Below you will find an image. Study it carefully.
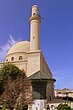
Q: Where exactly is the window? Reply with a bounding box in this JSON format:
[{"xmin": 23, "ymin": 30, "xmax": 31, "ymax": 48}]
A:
[
  {"xmin": 33, "ymin": 36, "xmax": 35, "ymax": 39},
  {"xmin": 6, "ymin": 59, "xmax": 8, "ymax": 62},
  {"xmin": 33, "ymin": 13, "xmax": 35, "ymax": 15},
  {"xmin": 11, "ymin": 57, "xmax": 14, "ymax": 61},
  {"xmin": 19, "ymin": 56, "xmax": 23, "ymax": 60}
]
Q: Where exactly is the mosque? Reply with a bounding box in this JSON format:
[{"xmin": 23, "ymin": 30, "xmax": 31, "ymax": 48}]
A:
[{"xmin": 0, "ymin": 5, "xmax": 56, "ymax": 110}]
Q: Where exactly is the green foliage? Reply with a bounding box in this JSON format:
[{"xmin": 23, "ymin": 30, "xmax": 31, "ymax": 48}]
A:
[
  {"xmin": 0, "ymin": 101, "xmax": 10, "ymax": 110},
  {"xmin": 0, "ymin": 63, "xmax": 32, "ymax": 109},
  {"xmin": 15, "ymin": 106, "xmax": 23, "ymax": 110},
  {"xmin": 57, "ymin": 103, "xmax": 71, "ymax": 110},
  {"xmin": 2, "ymin": 101, "xmax": 10, "ymax": 108},
  {"xmin": 0, "ymin": 81, "xmax": 4, "ymax": 94},
  {"xmin": 15, "ymin": 105, "xmax": 28, "ymax": 110},
  {"xmin": 0, "ymin": 63, "xmax": 22, "ymax": 94},
  {"xmin": 0, "ymin": 63, "xmax": 21, "ymax": 80},
  {"xmin": 57, "ymin": 104, "xmax": 62, "ymax": 110}
]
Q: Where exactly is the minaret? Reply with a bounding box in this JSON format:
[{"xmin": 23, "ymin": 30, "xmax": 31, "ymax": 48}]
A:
[
  {"xmin": 27, "ymin": 6, "xmax": 56, "ymax": 110},
  {"xmin": 30, "ymin": 5, "xmax": 41, "ymax": 51}
]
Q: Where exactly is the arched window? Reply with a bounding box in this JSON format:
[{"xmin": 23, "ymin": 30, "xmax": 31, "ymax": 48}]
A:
[
  {"xmin": 33, "ymin": 13, "xmax": 35, "ymax": 15},
  {"xmin": 6, "ymin": 59, "xmax": 8, "ymax": 62},
  {"xmin": 11, "ymin": 57, "xmax": 14, "ymax": 61},
  {"xmin": 19, "ymin": 56, "xmax": 23, "ymax": 60}
]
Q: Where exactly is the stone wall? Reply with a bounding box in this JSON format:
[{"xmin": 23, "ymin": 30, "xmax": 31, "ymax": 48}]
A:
[
  {"xmin": 27, "ymin": 50, "xmax": 40, "ymax": 77},
  {"xmin": 40, "ymin": 52, "xmax": 52, "ymax": 77}
]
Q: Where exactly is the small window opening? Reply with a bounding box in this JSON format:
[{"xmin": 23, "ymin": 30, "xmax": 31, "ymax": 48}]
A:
[
  {"xmin": 11, "ymin": 57, "xmax": 14, "ymax": 61},
  {"xmin": 33, "ymin": 36, "xmax": 35, "ymax": 39},
  {"xmin": 6, "ymin": 59, "xmax": 8, "ymax": 62},
  {"xmin": 19, "ymin": 56, "xmax": 23, "ymax": 60},
  {"xmin": 33, "ymin": 13, "xmax": 35, "ymax": 15}
]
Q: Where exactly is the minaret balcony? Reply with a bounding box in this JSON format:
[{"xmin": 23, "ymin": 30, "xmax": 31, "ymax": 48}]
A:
[{"xmin": 30, "ymin": 14, "xmax": 41, "ymax": 22}]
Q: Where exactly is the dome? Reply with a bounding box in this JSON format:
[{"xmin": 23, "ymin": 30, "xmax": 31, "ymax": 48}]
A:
[{"xmin": 7, "ymin": 41, "xmax": 30, "ymax": 55}]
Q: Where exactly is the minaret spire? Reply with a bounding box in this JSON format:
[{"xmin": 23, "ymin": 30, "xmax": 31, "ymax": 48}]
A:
[{"xmin": 30, "ymin": 5, "xmax": 41, "ymax": 51}]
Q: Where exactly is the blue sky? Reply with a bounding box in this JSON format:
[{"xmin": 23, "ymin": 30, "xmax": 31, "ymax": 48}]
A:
[{"xmin": 0, "ymin": 0, "xmax": 73, "ymax": 89}]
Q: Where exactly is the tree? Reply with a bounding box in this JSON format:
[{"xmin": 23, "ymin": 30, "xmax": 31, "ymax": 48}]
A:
[
  {"xmin": 0, "ymin": 81, "xmax": 4, "ymax": 95},
  {"xmin": 57, "ymin": 103, "xmax": 71, "ymax": 110},
  {"xmin": 0, "ymin": 63, "xmax": 33, "ymax": 110}
]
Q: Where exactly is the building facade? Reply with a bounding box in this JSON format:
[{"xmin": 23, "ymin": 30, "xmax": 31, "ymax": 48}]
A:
[{"xmin": 55, "ymin": 88, "xmax": 73, "ymax": 98}]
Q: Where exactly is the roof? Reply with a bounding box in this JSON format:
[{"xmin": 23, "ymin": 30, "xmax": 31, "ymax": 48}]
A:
[
  {"xmin": 55, "ymin": 88, "xmax": 73, "ymax": 93},
  {"xmin": 7, "ymin": 41, "xmax": 30, "ymax": 55},
  {"xmin": 29, "ymin": 71, "xmax": 56, "ymax": 82}
]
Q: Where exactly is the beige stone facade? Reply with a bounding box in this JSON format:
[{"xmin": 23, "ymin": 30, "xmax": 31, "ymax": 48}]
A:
[{"xmin": 54, "ymin": 88, "xmax": 73, "ymax": 98}]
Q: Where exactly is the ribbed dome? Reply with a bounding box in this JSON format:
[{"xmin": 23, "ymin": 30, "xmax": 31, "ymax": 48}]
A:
[{"xmin": 7, "ymin": 41, "xmax": 30, "ymax": 55}]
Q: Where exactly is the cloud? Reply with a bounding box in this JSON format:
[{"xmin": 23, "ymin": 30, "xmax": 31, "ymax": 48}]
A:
[{"xmin": 0, "ymin": 35, "xmax": 18, "ymax": 62}]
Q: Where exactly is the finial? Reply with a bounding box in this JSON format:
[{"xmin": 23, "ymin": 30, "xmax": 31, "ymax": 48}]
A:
[{"xmin": 32, "ymin": 5, "xmax": 38, "ymax": 8}]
